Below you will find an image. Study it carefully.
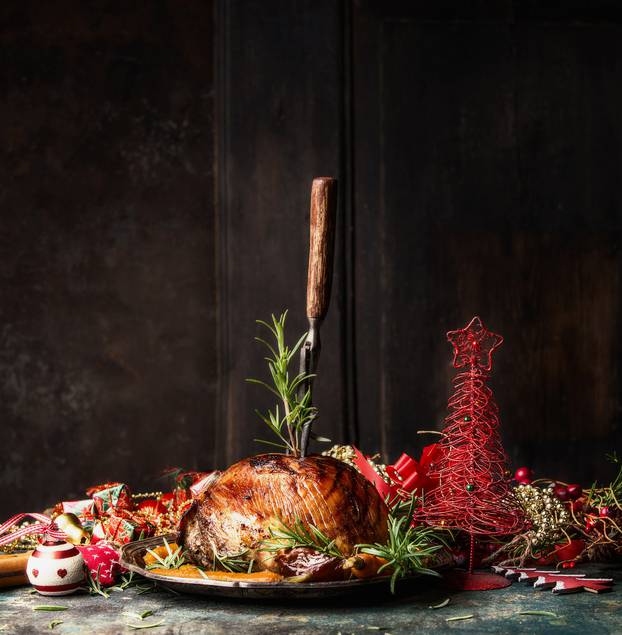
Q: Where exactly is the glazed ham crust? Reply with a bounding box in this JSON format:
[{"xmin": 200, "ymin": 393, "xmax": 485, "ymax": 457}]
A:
[{"xmin": 179, "ymin": 454, "xmax": 389, "ymax": 570}]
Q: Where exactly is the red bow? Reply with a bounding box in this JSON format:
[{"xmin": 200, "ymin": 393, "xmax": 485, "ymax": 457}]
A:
[{"xmin": 353, "ymin": 443, "xmax": 442, "ymax": 502}]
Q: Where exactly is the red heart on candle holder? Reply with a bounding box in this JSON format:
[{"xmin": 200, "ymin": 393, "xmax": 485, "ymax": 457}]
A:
[
  {"xmin": 32, "ymin": 569, "xmax": 39, "ymax": 578},
  {"xmin": 57, "ymin": 568, "xmax": 67, "ymax": 578}
]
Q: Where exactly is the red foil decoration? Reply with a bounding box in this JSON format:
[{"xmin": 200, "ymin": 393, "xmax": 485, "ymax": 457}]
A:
[{"xmin": 420, "ymin": 316, "xmax": 524, "ymax": 573}]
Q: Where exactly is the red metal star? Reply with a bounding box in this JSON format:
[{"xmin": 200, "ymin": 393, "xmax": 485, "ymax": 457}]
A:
[{"xmin": 447, "ymin": 316, "xmax": 503, "ymax": 371}]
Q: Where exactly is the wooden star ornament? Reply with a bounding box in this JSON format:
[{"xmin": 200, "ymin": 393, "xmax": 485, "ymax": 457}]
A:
[{"xmin": 491, "ymin": 566, "xmax": 614, "ymax": 595}]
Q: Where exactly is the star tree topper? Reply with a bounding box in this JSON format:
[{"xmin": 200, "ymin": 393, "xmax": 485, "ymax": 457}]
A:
[{"xmin": 447, "ymin": 316, "xmax": 503, "ymax": 371}]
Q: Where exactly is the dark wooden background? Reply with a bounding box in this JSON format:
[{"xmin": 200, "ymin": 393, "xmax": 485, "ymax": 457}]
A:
[{"xmin": 2, "ymin": 0, "xmax": 621, "ymax": 516}]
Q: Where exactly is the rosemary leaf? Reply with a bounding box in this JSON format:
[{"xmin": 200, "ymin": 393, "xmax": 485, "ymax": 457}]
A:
[
  {"xmin": 247, "ymin": 312, "xmax": 319, "ymax": 456},
  {"xmin": 446, "ymin": 615, "xmax": 474, "ymax": 622},
  {"xmin": 429, "ymin": 598, "xmax": 450, "ymax": 609},
  {"xmin": 261, "ymin": 517, "xmax": 343, "ymax": 558},
  {"xmin": 518, "ymin": 611, "xmax": 558, "ymax": 618},
  {"xmin": 357, "ymin": 507, "xmax": 448, "ymax": 594},
  {"xmin": 145, "ymin": 539, "xmax": 185, "ymax": 570},
  {"xmin": 48, "ymin": 620, "xmax": 63, "ymax": 629},
  {"xmin": 140, "ymin": 610, "xmax": 154, "ymax": 619},
  {"xmin": 126, "ymin": 620, "xmax": 165, "ymax": 630},
  {"xmin": 33, "ymin": 606, "xmax": 68, "ymax": 612}
]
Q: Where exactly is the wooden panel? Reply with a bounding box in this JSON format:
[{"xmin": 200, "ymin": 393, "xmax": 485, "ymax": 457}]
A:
[
  {"xmin": 353, "ymin": 5, "xmax": 622, "ymax": 483},
  {"xmin": 0, "ymin": 0, "xmax": 216, "ymax": 516},
  {"xmin": 216, "ymin": 0, "xmax": 347, "ymax": 464}
]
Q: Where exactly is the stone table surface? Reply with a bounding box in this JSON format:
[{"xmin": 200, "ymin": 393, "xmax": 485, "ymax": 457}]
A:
[{"xmin": 0, "ymin": 564, "xmax": 620, "ymax": 634}]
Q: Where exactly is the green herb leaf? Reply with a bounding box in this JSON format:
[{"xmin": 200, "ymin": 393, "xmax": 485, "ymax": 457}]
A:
[
  {"xmin": 140, "ymin": 610, "xmax": 154, "ymax": 620},
  {"xmin": 446, "ymin": 615, "xmax": 474, "ymax": 622},
  {"xmin": 518, "ymin": 611, "xmax": 558, "ymax": 618},
  {"xmin": 429, "ymin": 598, "xmax": 450, "ymax": 609},
  {"xmin": 357, "ymin": 496, "xmax": 449, "ymax": 594},
  {"xmin": 207, "ymin": 538, "xmax": 251, "ymax": 573},
  {"xmin": 247, "ymin": 312, "xmax": 320, "ymax": 456},
  {"xmin": 145, "ymin": 538, "xmax": 185, "ymax": 570},
  {"xmin": 48, "ymin": 620, "xmax": 63, "ymax": 630},
  {"xmin": 33, "ymin": 606, "xmax": 68, "ymax": 612},
  {"xmin": 261, "ymin": 517, "xmax": 343, "ymax": 559},
  {"xmin": 126, "ymin": 619, "xmax": 165, "ymax": 630}
]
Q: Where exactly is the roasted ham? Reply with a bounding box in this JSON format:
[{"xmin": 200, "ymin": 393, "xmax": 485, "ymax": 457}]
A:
[{"xmin": 179, "ymin": 453, "xmax": 388, "ymax": 575}]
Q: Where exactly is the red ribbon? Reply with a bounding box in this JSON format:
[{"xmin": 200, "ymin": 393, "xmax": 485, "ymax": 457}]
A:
[
  {"xmin": 353, "ymin": 443, "xmax": 442, "ymax": 502},
  {"xmin": 0, "ymin": 513, "xmax": 66, "ymax": 547}
]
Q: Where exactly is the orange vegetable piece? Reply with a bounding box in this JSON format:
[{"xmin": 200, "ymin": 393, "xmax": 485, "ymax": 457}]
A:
[{"xmin": 344, "ymin": 553, "xmax": 391, "ymax": 579}]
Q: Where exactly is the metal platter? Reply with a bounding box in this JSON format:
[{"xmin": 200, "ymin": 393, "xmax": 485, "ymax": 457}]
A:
[{"xmin": 119, "ymin": 534, "xmax": 416, "ymax": 599}]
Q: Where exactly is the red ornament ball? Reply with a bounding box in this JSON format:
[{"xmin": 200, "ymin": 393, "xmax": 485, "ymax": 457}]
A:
[
  {"xmin": 566, "ymin": 484, "xmax": 583, "ymax": 500},
  {"xmin": 552, "ymin": 483, "xmax": 569, "ymax": 502},
  {"xmin": 514, "ymin": 467, "xmax": 533, "ymax": 484}
]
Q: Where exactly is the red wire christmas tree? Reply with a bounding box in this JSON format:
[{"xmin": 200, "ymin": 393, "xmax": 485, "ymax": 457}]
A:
[{"xmin": 422, "ymin": 316, "xmax": 523, "ymax": 574}]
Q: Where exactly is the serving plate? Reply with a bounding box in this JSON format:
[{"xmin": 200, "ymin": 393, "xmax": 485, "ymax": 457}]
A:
[{"xmin": 119, "ymin": 534, "xmax": 423, "ymax": 599}]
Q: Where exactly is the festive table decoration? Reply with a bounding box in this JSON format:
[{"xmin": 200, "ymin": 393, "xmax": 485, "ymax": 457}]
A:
[
  {"xmin": 419, "ymin": 317, "xmax": 523, "ymax": 587},
  {"xmin": 1, "ymin": 309, "xmax": 620, "ymax": 602},
  {"xmin": 346, "ymin": 444, "xmax": 442, "ymax": 502},
  {"xmin": 53, "ymin": 513, "xmax": 91, "ymax": 545},
  {"xmin": 491, "ymin": 566, "xmax": 614, "ymax": 594},
  {"xmin": 482, "ymin": 454, "xmax": 622, "ymax": 569},
  {"xmin": 89, "ymin": 483, "xmax": 133, "ymax": 516},
  {"xmin": 78, "ymin": 542, "xmax": 125, "ymax": 585},
  {"xmin": 0, "ymin": 513, "xmax": 67, "ymax": 548},
  {"xmin": 26, "ymin": 539, "xmax": 85, "ymax": 596}
]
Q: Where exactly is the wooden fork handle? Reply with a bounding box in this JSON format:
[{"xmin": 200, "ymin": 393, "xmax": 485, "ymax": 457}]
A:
[{"xmin": 306, "ymin": 177, "xmax": 338, "ymax": 321}]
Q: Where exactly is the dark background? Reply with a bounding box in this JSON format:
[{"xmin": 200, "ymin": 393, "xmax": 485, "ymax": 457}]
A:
[{"xmin": 2, "ymin": 0, "xmax": 621, "ymax": 517}]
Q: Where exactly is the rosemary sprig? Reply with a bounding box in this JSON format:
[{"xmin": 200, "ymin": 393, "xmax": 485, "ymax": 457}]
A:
[
  {"xmin": 585, "ymin": 452, "xmax": 622, "ymax": 510},
  {"xmin": 208, "ymin": 539, "xmax": 250, "ymax": 573},
  {"xmin": 145, "ymin": 538, "xmax": 185, "ymax": 570},
  {"xmin": 357, "ymin": 518, "xmax": 444, "ymax": 593},
  {"xmin": 518, "ymin": 611, "xmax": 558, "ymax": 617},
  {"xmin": 246, "ymin": 311, "xmax": 318, "ymax": 456},
  {"xmin": 357, "ymin": 494, "xmax": 448, "ymax": 593},
  {"xmin": 126, "ymin": 620, "xmax": 165, "ymax": 630},
  {"xmin": 261, "ymin": 517, "xmax": 343, "ymax": 559},
  {"xmin": 446, "ymin": 615, "xmax": 474, "ymax": 622},
  {"xmin": 84, "ymin": 565, "xmax": 110, "ymax": 598}
]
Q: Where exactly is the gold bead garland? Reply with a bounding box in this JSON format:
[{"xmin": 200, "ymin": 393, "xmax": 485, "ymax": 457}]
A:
[
  {"xmin": 0, "ymin": 522, "xmax": 38, "ymax": 553},
  {"xmin": 514, "ymin": 484, "xmax": 571, "ymax": 548},
  {"xmin": 322, "ymin": 444, "xmax": 391, "ymax": 484},
  {"xmin": 131, "ymin": 491, "xmax": 163, "ymax": 500}
]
